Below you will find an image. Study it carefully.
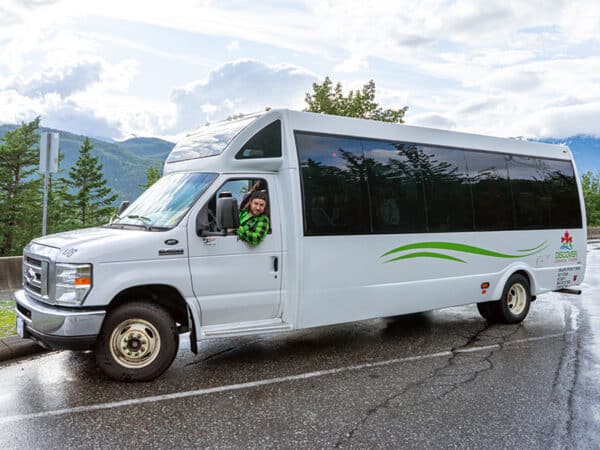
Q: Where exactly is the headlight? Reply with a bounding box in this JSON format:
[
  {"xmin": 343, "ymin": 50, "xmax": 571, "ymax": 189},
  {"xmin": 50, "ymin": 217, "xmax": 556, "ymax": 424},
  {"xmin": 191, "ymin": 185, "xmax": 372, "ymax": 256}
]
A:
[{"xmin": 55, "ymin": 263, "xmax": 92, "ymax": 306}]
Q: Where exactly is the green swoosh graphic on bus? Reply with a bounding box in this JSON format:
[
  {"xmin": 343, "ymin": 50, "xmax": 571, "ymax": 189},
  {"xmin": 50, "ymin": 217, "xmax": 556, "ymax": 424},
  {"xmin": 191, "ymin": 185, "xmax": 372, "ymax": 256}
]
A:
[
  {"xmin": 381, "ymin": 241, "xmax": 549, "ymax": 263},
  {"xmin": 516, "ymin": 241, "xmax": 548, "ymax": 253},
  {"xmin": 383, "ymin": 252, "xmax": 467, "ymax": 264}
]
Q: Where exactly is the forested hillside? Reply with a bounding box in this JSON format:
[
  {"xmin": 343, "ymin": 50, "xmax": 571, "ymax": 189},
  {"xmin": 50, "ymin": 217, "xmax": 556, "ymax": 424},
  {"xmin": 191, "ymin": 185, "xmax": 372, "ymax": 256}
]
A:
[{"xmin": 0, "ymin": 125, "xmax": 174, "ymax": 203}]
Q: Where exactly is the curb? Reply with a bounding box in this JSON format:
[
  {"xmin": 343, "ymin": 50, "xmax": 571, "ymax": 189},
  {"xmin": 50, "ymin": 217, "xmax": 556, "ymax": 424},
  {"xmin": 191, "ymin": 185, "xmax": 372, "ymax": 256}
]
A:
[{"xmin": 0, "ymin": 335, "xmax": 46, "ymax": 363}]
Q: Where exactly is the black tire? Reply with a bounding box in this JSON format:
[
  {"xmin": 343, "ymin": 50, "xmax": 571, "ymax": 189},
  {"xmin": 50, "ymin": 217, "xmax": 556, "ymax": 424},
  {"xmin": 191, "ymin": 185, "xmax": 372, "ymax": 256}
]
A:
[
  {"xmin": 95, "ymin": 302, "xmax": 179, "ymax": 382},
  {"xmin": 476, "ymin": 301, "xmax": 499, "ymax": 322},
  {"xmin": 477, "ymin": 274, "xmax": 531, "ymax": 324}
]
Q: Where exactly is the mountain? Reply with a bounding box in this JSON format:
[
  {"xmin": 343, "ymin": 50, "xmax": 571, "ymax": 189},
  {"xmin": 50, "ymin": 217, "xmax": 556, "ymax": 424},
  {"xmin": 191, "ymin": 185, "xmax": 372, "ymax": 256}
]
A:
[
  {"xmin": 0, "ymin": 125, "xmax": 174, "ymax": 203},
  {"xmin": 119, "ymin": 137, "xmax": 175, "ymax": 159},
  {"xmin": 536, "ymin": 135, "xmax": 600, "ymax": 175}
]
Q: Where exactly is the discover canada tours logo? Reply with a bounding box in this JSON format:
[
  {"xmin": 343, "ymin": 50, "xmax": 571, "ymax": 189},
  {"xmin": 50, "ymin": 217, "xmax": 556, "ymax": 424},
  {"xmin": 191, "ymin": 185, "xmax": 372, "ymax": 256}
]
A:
[{"xmin": 555, "ymin": 231, "xmax": 578, "ymax": 262}]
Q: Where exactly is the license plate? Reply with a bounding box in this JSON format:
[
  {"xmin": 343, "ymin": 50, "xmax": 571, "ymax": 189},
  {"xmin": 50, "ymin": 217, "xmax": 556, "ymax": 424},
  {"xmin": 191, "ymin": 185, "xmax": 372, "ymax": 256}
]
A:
[{"xmin": 16, "ymin": 316, "xmax": 25, "ymax": 338}]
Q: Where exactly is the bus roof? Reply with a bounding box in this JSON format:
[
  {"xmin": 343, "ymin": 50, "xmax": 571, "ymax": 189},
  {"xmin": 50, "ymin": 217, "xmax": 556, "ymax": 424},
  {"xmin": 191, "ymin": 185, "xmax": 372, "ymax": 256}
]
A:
[{"xmin": 165, "ymin": 109, "xmax": 572, "ymax": 174}]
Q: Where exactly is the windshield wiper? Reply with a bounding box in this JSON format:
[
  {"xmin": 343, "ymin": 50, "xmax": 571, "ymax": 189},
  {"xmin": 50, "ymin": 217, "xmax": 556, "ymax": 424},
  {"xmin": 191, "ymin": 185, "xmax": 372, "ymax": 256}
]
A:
[
  {"xmin": 105, "ymin": 215, "xmax": 166, "ymax": 231},
  {"xmin": 126, "ymin": 215, "xmax": 152, "ymax": 230}
]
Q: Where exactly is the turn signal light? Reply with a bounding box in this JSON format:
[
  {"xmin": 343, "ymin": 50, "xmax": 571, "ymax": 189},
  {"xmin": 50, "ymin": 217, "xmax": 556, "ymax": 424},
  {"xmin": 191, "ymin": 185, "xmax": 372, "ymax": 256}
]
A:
[
  {"xmin": 480, "ymin": 282, "xmax": 490, "ymax": 289},
  {"xmin": 75, "ymin": 277, "xmax": 92, "ymax": 286}
]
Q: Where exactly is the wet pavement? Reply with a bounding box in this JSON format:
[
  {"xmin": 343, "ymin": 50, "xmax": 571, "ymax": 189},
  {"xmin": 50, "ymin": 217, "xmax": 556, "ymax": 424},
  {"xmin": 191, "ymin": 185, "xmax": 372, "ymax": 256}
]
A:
[{"xmin": 0, "ymin": 244, "xmax": 598, "ymax": 448}]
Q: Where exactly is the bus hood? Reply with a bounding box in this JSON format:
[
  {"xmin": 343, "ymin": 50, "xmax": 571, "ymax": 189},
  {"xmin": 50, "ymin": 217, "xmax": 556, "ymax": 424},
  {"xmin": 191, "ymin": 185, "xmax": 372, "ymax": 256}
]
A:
[
  {"xmin": 32, "ymin": 227, "xmax": 128, "ymax": 250},
  {"xmin": 29, "ymin": 226, "xmax": 186, "ymax": 263}
]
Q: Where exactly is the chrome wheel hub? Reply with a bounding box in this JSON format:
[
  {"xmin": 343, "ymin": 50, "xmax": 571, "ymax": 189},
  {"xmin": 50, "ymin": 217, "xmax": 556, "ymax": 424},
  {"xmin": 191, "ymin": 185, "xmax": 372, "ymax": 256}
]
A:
[
  {"xmin": 109, "ymin": 319, "xmax": 161, "ymax": 369},
  {"xmin": 507, "ymin": 283, "xmax": 527, "ymax": 316}
]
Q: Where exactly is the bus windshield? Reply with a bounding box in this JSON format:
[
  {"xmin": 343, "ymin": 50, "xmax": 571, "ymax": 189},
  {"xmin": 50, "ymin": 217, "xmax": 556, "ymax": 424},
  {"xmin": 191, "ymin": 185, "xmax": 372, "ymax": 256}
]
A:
[{"xmin": 109, "ymin": 172, "xmax": 217, "ymax": 230}]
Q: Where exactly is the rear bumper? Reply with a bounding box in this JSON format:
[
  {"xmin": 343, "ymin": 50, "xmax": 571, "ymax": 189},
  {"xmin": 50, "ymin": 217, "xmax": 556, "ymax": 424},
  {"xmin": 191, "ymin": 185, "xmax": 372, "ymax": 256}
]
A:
[{"xmin": 13, "ymin": 289, "xmax": 105, "ymax": 350}]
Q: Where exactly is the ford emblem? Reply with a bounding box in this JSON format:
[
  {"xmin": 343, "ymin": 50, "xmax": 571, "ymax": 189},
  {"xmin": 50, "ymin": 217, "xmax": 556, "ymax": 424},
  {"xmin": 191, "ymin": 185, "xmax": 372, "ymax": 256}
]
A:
[{"xmin": 25, "ymin": 267, "xmax": 36, "ymax": 283}]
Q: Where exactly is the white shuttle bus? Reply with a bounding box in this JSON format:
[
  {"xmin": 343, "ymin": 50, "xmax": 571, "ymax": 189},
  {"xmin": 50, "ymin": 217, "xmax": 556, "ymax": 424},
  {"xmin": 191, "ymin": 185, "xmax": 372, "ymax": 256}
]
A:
[{"xmin": 14, "ymin": 109, "xmax": 586, "ymax": 381}]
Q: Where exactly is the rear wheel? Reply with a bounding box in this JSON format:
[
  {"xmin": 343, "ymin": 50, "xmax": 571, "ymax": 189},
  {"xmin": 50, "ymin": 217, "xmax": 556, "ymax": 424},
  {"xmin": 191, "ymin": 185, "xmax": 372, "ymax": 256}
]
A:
[
  {"xmin": 476, "ymin": 301, "xmax": 498, "ymax": 322},
  {"xmin": 477, "ymin": 274, "xmax": 531, "ymax": 324},
  {"xmin": 95, "ymin": 302, "xmax": 179, "ymax": 382}
]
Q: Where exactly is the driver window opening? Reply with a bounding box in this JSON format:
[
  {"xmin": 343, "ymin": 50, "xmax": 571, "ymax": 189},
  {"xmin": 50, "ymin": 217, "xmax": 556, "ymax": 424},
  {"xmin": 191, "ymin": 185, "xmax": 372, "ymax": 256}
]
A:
[{"xmin": 204, "ymin": 178, "xmax": 271, "ymax": 234}]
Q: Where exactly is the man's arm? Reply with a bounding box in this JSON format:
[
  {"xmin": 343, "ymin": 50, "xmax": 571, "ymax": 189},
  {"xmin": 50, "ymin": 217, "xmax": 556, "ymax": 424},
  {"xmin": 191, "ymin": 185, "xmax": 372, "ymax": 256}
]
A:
[{"xmin": 237, "ymin": 216, "xmax": 270, "ymax": 246}]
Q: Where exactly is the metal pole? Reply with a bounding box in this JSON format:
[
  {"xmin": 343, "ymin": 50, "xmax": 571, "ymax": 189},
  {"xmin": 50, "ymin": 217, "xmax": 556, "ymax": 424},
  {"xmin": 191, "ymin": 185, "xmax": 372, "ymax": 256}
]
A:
[{"xmin": 42, "ymin": 137, "xmax": 50, "ymax": 236}]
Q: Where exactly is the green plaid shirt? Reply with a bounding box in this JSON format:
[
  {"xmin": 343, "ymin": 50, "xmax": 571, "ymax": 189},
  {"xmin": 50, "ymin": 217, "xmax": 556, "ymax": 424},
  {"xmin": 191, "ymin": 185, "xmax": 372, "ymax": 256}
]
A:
[{"xmin": 237, "ymin": 210, "xmax": 270, "ymax": 246}]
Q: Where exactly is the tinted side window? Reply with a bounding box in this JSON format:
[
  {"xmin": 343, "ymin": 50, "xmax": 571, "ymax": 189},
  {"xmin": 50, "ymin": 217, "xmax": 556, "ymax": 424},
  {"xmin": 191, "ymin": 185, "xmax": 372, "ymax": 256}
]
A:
[
  {"xmin": 362, "ymin": 140, "xmax": 427, "ymax": 233},
  {"xmin": 507, "ymin": 155, "xmax": 552, "ymax": 229},
  {"xmin": 235, "ymin": 120, "xmax": 282, "ymax": 159},
  {"xmin": 466, "ymin": 151, "xmax": 514, "ymax": 230},
  {"xmin": 296, "ymin": 132, "xmax": 370, "ymax": 234},
  {"xmin": 421, "ymin": 146, "xmax": 473, "ymax": 232},
  {"xmin": 544, "ymin": 160, "xmax": 582, "ymax": 228}
]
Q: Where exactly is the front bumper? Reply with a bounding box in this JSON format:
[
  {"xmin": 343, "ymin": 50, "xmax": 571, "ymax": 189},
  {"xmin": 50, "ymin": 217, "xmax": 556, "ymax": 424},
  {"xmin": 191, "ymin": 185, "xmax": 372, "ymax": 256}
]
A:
[{"xmin": 13, "ymin": 289, "xmax": 105, "ymax": 350}]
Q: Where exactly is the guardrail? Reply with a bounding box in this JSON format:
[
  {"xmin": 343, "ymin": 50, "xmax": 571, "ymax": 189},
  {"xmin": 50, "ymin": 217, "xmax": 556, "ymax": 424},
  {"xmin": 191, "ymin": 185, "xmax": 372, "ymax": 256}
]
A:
[{"xmin": 0, "ymin": 257, "xmax": 22, "ymax": 292}]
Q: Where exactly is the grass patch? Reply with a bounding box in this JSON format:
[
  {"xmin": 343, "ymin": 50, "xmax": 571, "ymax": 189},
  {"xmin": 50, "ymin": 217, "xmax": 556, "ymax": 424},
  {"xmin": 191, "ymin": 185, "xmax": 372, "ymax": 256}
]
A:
[{"xmin": 0, "ymin": 301, "xmax": 16, "ymax": 338}]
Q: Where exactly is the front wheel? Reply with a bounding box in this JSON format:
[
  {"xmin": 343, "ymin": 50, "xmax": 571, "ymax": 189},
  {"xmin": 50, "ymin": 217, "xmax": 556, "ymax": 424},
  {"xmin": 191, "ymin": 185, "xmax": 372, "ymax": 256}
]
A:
[
  {"xmin": 477, "ymin": 274, "xmax": 531, "ymax": 324},
  {"xmin": 95, "ymin": 302, "xmax": 179, "ymax": 382}
]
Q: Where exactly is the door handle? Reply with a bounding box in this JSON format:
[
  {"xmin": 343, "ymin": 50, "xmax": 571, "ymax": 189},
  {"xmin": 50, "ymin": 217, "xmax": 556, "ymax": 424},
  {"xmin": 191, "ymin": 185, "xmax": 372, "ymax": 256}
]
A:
[
  {"xmin": 202, "ymin": 237, "xmax": 217, "ymax": 245},
  {"xmin": 273, "ymin": 256, "xmax": 279, "ymax": 272}
]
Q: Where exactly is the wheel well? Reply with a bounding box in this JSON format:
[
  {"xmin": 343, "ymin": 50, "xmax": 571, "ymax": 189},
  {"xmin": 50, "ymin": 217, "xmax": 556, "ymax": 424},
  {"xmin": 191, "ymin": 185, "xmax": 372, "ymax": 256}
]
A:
[
  {"xmin": 512, "ymin": 270, "xmax": 535, "ymax": 298},
  {"xmin": 108, "ymin": 285, "xmax": 189, "ymax": 332}
]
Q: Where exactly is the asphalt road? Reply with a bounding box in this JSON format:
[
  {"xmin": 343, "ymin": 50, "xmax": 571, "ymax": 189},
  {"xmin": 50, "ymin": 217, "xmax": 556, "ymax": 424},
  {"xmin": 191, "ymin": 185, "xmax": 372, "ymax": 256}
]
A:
[{"xmin": 0, "ymin": 244, "xmax": 599, "ymax": 449}]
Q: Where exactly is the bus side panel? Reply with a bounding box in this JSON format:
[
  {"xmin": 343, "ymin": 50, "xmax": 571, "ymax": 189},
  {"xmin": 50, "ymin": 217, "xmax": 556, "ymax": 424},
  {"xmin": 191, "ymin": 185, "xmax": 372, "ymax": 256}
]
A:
[{"xmin": 297, "ymin": 229, "xmax": 585, "ymax": 329}]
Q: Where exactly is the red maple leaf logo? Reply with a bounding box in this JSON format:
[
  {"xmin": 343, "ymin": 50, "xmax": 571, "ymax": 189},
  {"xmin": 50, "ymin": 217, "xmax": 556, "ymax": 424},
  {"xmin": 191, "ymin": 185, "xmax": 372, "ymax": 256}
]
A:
[{"xmin": 561, "ymin": 231, "xmax": 573, "ymax": 245}]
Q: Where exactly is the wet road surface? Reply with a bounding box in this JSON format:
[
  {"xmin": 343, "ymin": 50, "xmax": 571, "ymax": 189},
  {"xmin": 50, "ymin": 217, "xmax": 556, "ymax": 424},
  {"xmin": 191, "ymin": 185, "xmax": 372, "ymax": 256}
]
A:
[{"xmin": 0, "ymin": 244, "xmax": 599, "ymax": 448}]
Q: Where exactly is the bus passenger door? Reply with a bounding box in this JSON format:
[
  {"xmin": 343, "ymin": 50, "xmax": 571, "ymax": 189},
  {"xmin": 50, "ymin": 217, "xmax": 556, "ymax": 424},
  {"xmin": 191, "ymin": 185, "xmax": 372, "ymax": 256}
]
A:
[{"xmin": 187, "ymin": 176, "xmax": 282, "ymax": 327}]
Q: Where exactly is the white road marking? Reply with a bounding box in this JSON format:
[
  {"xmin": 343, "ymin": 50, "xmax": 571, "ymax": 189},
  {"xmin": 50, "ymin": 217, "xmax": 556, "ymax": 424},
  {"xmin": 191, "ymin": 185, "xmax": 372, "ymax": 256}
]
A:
[
  {"xmin": 455, "ymin": 344, "xmax": 500, "ymax": 353},
  {"xmin": 0, "ymin": 332, "xmax": 571, "ymax": 425}
]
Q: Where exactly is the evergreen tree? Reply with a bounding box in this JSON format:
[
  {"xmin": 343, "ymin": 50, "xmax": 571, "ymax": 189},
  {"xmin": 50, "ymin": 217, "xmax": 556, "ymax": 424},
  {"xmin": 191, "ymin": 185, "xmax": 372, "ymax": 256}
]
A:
[
  {"xmin": 62, "ymin": 137, "xmax": 117, "ymax": 227},
  {"xmin": 581, "ymin": 171, "xmax": 600, "ymax": 226},
  {"xmin": 140, "ymin": 165, "xmax": 161, "ymax": 191},
  {"xmin": 0, "ymin": 118, "xmax": 42, "ymax": 256},
  {"xmin": 305, "ymin": 77, "xmax": 408, "ymax": 123}
]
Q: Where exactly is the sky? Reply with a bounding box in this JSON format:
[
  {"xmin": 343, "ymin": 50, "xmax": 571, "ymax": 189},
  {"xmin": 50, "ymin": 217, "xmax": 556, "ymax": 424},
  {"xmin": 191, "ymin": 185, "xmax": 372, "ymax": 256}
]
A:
[{"xmin": 1, "ymin": 0, "xmax": 600, "ymax": 142}]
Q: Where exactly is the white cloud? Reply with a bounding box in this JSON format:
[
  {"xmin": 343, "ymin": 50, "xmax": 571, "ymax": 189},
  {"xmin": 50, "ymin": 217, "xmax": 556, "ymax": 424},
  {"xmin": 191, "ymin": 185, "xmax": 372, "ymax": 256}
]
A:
[
  {"xmin": 524, "ymin": 102, "xmax": 600, "ymax": 138},
  {"xmin": 456, "ymin": 97, "xmax": 503, "ymax": 115},
  {"xmin": 0, "ymin": 90, "xmax": 121, "ymax": 138},
  {"xmin": 226, "ymin": 40, "xmax": 240, "ymax": 52},
  {"xmin": 9, "ymin": 60, "xmax": 103, "ymax": 97},
  {"xmin": 333, "ymin": 54, "xmax": 369, "ymax": 74},
  {"xmin": 0, "ymin": 6, "xmax": 22, "ymax": 25},
  {"xmin": 487, "ymin": 69, "xmax": 542, "ymax": 92},
  {"xmin": 168, "ymin": 59, "xmax": 316, "ymax": 132},
  {"xmin": 42, "ymin": 100, "xmax": 122, "ymax": 139},
  {"xmin": 1, "ymin": 0, "xmax": 600, "ymax": 139},
  {"xmin": 544, "ymin": 96, "xmax": 591, "ymax": 108},
  {"xmin": 410, "ymin": 113, "xmax": 456, "ymax": 130},
  {"xmin": 0, "ymin": 50, "xmax": 144, "ymax": 139}
]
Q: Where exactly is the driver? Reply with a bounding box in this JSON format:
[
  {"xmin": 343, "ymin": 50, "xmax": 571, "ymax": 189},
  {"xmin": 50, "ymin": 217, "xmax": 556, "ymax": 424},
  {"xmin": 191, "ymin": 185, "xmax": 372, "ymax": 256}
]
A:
[{"xmin": 237, "ymin": 191, "xmax": 270, "ymax": 246}]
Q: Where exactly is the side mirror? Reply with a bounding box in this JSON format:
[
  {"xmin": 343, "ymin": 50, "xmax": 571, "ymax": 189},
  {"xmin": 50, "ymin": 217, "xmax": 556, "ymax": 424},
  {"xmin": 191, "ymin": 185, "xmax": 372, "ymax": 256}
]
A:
[
  {"xmin": 217, "ymin": 197, "xmax": 240, "ymax": 229},
  {"xmin": 117, "ymin": 201, "xmax": 130, "ymax": 216},
  {"xmin": 196, "ymin": 207, "xmax": 209, "ymax": 237},
  {"xmin": 196, "ymin": 196, "xmax": 239, "ymax": 237}
]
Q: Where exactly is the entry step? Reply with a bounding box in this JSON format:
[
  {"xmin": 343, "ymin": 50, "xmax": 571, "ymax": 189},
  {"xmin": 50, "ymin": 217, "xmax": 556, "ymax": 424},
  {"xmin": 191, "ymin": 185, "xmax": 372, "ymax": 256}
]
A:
[{"xmin": 200, "ymin": 319, "xmax": 293, "ymax": 338}]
